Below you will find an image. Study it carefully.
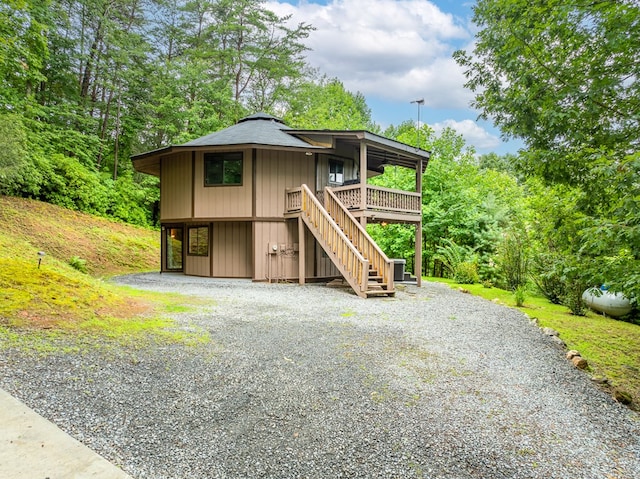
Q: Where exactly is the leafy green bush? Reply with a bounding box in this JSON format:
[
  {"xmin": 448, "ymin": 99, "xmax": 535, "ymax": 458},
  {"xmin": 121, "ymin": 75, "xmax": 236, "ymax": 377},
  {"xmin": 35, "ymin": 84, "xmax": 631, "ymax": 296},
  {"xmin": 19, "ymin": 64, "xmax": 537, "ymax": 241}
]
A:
[
  {"xmin": 435, "ymin": 239, "xmax": 471, "ymax": 277},
  {"xmin": 455, "ymin": 261, "xmax": 480, "ymax": 284},
  {"xmin": 68, "ymin": 256, "xmax": 88, "ymax": 274},
  {"xmin": 514, "ymin": 285, "xmax": 527, "ymax": 307},
  {"xmin": 0, "ymin": 114, "xmax": 28, "ymax": 194},
  {"xmin": 531, "ymin": 253, "xmax": 566, "ymax": 304},
  {"xmin": 478, "ymin": 256, "xmax": 502, "ymax": 288},
  {"xmin": 496, "ymin": 227, "xmax": 529, "ymax": 291},
  {"xmin": 554, "ymin": 259, "xmax": 590, "ymax": 316},
  {"xmin": 563, "ymin": 281, "xmax": 588, "ymax": 316},
  {"xmin": 39, "ymin": 154, "xmax": 111, "ymax": 214}
]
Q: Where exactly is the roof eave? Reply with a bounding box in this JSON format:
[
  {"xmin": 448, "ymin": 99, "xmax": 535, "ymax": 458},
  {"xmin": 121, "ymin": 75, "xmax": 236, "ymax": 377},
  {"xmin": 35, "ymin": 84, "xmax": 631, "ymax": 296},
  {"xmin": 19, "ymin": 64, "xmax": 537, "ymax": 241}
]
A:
[
  {"xmin": 131, "ymin": 143, "xmax": 328, "ymax": 177},
  {"xmin": 286, "ymin": 129, "xmax": 431, "ymax": 162}
]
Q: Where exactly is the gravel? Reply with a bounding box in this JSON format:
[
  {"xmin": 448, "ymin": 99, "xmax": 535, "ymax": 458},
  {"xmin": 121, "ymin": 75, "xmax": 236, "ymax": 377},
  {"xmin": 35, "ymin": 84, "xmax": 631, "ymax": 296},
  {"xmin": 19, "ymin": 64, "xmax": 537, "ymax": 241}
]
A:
[{"xmin": 1, "ymin": 273, "xmax": 639, "ymax": 478}]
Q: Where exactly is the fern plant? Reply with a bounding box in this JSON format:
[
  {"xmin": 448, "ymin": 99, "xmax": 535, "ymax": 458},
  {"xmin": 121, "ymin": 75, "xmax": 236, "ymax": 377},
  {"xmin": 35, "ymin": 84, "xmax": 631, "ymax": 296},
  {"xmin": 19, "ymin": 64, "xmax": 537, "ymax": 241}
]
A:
[{"xmin": 435, "ymin": 239, "xmax": 479, "ymax": 284}]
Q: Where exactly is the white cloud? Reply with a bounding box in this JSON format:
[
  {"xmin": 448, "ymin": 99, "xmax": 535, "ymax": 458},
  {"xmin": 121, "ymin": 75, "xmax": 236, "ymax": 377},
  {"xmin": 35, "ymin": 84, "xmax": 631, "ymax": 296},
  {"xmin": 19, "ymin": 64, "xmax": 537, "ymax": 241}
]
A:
[
  {"xmin": 432, "ymin": 119, "xmax": 501, "ymax": 150},
  {"xmin": 266, "ymin": 0, "xmax": 472, "ymax": 105}
]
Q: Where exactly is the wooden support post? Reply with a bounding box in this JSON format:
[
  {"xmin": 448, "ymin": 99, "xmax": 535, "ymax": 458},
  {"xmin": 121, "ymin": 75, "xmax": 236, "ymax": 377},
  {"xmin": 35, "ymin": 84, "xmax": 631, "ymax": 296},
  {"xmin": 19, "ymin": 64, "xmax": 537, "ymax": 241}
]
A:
[
  {"xmin": 360, "ymin": 142, "xmax": 367, "ymax": 212},
  {"xmin": 298, "ymin": 217, "xmax": 306, "ymax": 285},
  {"xmin": 415, "ymin": 158, "xmax": 423, "ymax": 287}
]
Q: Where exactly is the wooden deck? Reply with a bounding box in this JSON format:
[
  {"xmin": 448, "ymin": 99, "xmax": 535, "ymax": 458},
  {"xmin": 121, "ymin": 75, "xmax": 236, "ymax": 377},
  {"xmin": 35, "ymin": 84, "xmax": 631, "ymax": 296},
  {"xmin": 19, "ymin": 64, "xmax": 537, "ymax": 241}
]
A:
[
  {"xmin": 286, "ymin": 185, "xmax": 395, "ymax": 298},
  {"xmin": 285, "ymin": 184, "xmax": 421, "ymax": 224}
]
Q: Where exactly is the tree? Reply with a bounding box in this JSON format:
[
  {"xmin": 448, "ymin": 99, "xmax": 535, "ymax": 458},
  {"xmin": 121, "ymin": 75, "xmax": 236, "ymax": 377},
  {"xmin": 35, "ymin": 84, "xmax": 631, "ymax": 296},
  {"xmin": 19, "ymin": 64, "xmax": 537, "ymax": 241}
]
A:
[
  {"xmin": 455, "ymin": 0, "xmax": 640, "ymax": 303},
  {"xmin": 0, "ymin": 0, "xmax": 49, "ymax": 108},
  {"xmin": 454, "ymin": 0, "xmax": 640, "ymax": 182},
  {"xmin": 369, "ymin": 122, "xmax": 526, "ymax": 281},
  {"xmin": 283, "ymin": 77, "xmax": 376, "ymax": 131},
  {"xmin": 0, "ymin": 114, "xmax": 29, "ymax": 194}
]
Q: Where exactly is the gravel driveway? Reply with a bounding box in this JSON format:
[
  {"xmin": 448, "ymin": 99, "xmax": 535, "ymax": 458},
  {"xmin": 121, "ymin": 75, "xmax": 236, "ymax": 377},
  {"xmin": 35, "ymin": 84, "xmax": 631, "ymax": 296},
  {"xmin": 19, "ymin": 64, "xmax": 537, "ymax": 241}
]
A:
[{"xmin": 1, "ymin": 273, "xmax": 639, "ymax": 478}]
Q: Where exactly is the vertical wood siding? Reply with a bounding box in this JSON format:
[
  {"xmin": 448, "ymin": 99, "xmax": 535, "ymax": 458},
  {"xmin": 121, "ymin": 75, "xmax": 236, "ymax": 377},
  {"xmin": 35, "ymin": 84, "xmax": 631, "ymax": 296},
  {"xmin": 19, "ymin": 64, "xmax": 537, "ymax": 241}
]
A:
[
  {"xmin": 253, "ymin": 220, "xmax": 303, "ymax": 281},
  {"xmin": 212, "ymin": 222, "xmax": 251, "ymax": 277},
  {"xmin": 160, "ymin": 152, "xmax": 192, "ymax": 220},
  {"xmin": 193, "ymin": 149, "xmax": 253, "ymax": 218},
  {"xmin": 185, "ymin": 253, "xmax": 210, "ymax": 277},
  {"xmin": 254, "ymin": 150, "xmax": 315, "ymax": 218}
]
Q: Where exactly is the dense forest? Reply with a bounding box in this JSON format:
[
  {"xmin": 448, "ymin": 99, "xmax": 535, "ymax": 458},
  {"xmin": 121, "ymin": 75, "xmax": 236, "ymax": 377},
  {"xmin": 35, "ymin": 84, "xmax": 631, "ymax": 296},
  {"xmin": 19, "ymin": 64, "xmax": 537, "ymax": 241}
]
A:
[{"xmin": 1, "ymin": 0, "xmax": 638, "ymax": 312}]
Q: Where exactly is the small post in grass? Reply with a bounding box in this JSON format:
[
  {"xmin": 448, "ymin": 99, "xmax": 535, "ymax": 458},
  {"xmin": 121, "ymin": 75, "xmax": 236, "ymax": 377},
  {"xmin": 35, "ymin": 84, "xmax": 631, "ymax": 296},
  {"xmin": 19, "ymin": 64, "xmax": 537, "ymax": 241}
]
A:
[{"xmin": 37, "ymin": 251, "xmax": 46, "ymax": 269}]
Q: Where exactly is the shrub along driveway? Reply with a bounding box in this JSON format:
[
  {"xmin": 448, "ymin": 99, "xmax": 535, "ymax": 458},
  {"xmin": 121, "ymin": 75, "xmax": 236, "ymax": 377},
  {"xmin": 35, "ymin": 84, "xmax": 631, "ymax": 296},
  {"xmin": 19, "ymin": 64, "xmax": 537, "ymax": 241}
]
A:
[{"xmin": 1, "ymin": 273, "xmax": 639, "ymax": 478}]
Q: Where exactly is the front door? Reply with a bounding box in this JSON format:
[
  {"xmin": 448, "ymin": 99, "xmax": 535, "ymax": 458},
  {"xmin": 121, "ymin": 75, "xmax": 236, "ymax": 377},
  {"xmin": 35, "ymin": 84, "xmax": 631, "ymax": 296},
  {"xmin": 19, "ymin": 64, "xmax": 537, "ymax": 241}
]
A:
[{"xmin": 165, "ymin": 226, "xmax": 183, "ymax": 271}]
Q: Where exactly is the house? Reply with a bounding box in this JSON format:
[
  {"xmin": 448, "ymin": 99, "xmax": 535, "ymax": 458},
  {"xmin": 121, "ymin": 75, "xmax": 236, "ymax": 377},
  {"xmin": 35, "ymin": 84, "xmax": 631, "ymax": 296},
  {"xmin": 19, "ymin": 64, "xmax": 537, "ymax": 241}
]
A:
[{"xmin": 131, "ymin": 113, "xmax": 430, "ymax": 297}]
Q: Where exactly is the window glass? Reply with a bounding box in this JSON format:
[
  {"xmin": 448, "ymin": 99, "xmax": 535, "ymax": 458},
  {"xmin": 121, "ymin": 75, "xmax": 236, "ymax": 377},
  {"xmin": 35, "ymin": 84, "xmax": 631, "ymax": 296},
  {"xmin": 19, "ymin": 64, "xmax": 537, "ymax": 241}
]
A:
[
  {"xmin": 188, "ymin": 226, "xmax": 209, "ymax": 256},
  {"xmin": 329, "ymin": 160, "xmax": 344, "ymax": 184},
  {"xmin": 165, "ymin": 227, "xmax": 183, "ymax": 270},
  {"xmin": 204, "ymin": 152, "xmax": 243, "ymax": 186}
]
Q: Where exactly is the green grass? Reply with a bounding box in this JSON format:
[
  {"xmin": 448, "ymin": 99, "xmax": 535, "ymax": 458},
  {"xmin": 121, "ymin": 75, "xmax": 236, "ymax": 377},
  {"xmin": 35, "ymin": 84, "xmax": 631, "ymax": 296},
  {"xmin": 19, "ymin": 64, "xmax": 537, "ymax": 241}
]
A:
[
  {"xmin": 0, "ymin": 195, "xmax": 208, "ymax": 352},
  {"xmin": 428, "ymin": 277, "xmax": 640, "ymax": 409}
]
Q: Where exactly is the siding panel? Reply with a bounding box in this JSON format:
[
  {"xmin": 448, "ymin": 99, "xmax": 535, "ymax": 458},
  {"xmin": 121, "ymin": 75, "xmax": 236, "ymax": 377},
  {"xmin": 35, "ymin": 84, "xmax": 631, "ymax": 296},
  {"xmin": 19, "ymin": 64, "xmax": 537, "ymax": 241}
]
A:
[
  {"xmin": 160, "ymin": 152, "xmax": 192, "ymax": 220},
  {"xmin": 253, "ymin": 220, "xmax": 300, "ymax": 281},
  {"xmin": 255, "ymin": 150, "xmax": 315, "ymax": 218},
  {"xmin": 212, "ymin": 222, "xmax": 251, "ymax": 277},
  {"xmin": 185, "ymin": 254, "xmax": 210, "ymax": 277}
]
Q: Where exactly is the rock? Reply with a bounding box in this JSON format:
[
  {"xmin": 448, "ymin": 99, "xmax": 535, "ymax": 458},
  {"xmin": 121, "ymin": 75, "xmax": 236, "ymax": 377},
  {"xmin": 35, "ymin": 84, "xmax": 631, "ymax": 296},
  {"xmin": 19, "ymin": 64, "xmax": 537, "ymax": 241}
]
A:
[
  {"xmin": 571, "ymin": 356, "xmax": 588, "ymax": 369},
  {"xmin": 550, "ymin": 335, "xmax": 566, "ymax": 347},
  {"xmin": 613, "ymin": 389, "xmax": 632, "ymax": 405},
  {"xmin": 458, "ymin": 288, "xmax": 471, "ymax": 294},
  {"xmin": 566, "ymin": 350, "xmax": 580, "ymax": 360},
  {"xmin": 542, "ymin": 327, "xmax": 560, "ymax": 337},
  {"xmin": 591, "ymin": 376, "xmax": 609, "ymax": 385}
]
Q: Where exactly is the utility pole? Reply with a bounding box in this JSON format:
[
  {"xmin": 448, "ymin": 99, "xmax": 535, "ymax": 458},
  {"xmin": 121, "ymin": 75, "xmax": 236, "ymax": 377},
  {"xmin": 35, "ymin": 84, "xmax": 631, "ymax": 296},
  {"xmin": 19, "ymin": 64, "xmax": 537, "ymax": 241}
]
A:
[
  {"xmin": 410, "ymin": 98, "xmax": 425, "ymax": 149},
  {"xmin": 410, "ymin": 98, "xmax": 425, "ymax": 287}
]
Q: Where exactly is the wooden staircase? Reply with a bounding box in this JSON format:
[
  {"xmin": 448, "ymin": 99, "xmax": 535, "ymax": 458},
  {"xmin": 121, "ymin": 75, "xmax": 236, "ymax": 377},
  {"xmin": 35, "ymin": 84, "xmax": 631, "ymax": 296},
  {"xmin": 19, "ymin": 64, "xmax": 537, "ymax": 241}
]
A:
[{"xmin": 294, "ymin": 184, "xmax": 394, "ymax": 298}]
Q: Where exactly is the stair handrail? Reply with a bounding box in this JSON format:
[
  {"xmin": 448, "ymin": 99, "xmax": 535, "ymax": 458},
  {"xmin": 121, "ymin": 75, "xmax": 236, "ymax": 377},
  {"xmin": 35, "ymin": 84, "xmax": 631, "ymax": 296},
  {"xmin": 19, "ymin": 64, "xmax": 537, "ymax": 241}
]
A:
[
  {"xmin": 324, "ymin": 187, "xmax": 394, "ymax": 290},
  {"xmin": 299, "ymin": 184, "xmax": 370, "ymax": 294}
]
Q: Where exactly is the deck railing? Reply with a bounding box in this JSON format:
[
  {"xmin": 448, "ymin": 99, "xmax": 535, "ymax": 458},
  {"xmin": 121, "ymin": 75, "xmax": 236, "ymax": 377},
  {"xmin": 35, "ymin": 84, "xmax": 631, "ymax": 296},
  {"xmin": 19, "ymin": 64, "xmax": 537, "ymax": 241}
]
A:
[
  {"xmin": 323, "ymin": 188, "xmax": 393, "ymax": 291},
  {"xmin": 286, "ymin": 184, "xmax": 420, "ymax": 218},
  {"xmin": 331, "ymin": 184, "xmax": 421, "ymax": 214},
  {"xmin": 294, "ymin": 184, "xmax": 370, "ymax": 296},
  {"xmin": 285, "ymin": 187, "xmax": 302, "ymax": 211}
]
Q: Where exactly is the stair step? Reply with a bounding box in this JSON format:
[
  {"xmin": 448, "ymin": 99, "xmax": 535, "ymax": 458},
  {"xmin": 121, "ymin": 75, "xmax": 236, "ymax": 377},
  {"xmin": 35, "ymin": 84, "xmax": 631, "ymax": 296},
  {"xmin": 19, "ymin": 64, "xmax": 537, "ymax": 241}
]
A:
[{"xmin": 365, "ymin": 289, "xmax": 395, "ymax": 297}]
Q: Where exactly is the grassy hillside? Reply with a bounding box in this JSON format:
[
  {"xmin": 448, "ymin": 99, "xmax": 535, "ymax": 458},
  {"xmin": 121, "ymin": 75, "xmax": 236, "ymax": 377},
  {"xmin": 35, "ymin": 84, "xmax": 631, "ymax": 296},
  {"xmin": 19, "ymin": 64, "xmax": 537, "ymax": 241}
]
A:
[
  {"xmin": 0, "ymin": 196, "xmax": 190, "ymax": 342},
  {"xmin": 0, "ymin": 195, "xmax": 159, "ymax": 277}
]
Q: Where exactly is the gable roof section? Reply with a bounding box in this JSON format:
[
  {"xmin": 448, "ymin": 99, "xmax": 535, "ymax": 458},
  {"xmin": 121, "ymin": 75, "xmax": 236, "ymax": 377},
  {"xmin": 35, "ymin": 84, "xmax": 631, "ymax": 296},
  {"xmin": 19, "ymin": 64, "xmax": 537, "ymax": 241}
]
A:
[{"xmin": 131, "ymin": 112, "xmax": 430, "ymax": 176}]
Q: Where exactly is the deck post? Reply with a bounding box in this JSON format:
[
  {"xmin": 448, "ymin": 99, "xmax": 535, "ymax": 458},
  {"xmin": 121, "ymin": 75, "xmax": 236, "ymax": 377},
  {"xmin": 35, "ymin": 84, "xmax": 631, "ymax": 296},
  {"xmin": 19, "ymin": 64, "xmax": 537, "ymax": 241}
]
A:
[
  {"xmin": 298, "ymin": 217, "xmax": 306, "ymax": 284},
  {"xmin": 360, "ymin": 142, "xmax": 367, "ymax": 212},
  {"xmin": 415, "ymin": 159, "xmax": 423, "ymax": 287}
]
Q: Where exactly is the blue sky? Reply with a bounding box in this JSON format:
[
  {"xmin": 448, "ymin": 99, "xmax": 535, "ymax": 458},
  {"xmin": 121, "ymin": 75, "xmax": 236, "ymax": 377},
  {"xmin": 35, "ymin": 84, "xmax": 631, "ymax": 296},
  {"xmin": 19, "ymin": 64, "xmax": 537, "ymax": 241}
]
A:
[{"xmin": 266, "ymin": 0, "xmax": 522, "ymax": 155}]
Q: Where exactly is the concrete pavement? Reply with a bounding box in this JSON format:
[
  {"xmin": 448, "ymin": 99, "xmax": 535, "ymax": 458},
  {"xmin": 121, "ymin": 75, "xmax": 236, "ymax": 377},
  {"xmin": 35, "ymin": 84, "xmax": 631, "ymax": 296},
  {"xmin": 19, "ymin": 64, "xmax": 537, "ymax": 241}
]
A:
[{"xmin": 0, "ymin": 388, "xmax": 132, "ymax": 479}]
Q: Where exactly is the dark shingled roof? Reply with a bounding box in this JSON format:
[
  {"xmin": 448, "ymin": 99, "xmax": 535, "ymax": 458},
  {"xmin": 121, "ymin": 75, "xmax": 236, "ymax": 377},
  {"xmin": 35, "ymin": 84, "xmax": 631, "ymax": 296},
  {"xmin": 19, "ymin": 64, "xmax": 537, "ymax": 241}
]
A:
[
  {"xmin": 131, "ymin": 113, "xmax": 430, "ymax": 177},
  {"xmin": 181, "ymin": 112, "xmax": 318, "ymax": 149}
]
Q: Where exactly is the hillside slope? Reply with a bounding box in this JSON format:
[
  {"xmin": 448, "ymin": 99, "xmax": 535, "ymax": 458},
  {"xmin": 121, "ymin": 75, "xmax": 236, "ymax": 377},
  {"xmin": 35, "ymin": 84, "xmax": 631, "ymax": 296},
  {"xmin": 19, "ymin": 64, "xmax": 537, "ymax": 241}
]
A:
[
  {"xmin": 0, "ymin": 196, "xmax": 160, "ymax": 330},
  {"xmin": 0, "ymin": 196, "xmax": 159, "ymax": 276}
]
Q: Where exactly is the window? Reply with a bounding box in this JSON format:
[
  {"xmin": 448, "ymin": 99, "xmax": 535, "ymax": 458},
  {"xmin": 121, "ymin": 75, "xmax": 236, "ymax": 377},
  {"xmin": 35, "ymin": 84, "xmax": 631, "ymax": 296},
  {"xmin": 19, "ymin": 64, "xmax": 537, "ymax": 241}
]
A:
[
  {"xmin": 165, "ymin": 227, "xmax": 183, "ymax": 270},
  {"xmin": 188, "ymin": 226, "xmax": 209, "ymax": 256},
  {"xmin": 204, "ymin": 152, "xmax": 243, "ymax": 186},
  {"xmin": 329, "ymin": 160, "xmax": 344, "ymax": 184}
]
